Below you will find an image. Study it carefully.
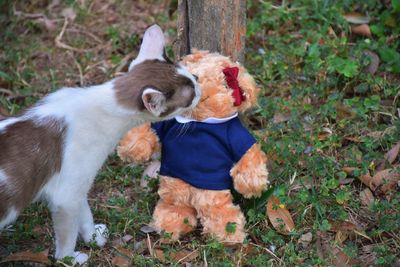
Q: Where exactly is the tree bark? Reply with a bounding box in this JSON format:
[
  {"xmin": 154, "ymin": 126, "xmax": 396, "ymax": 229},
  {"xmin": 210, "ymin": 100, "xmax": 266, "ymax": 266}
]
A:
[{"xmin": 174, "ymin": 0, "xmax": 246, "ymax": 63}]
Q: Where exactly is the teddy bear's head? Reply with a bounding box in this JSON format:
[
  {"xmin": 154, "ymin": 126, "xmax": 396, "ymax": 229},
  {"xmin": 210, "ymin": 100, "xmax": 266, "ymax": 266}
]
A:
[{"xmin": 180, "ymin": 50, "xmax": 259, "ymax": 121}]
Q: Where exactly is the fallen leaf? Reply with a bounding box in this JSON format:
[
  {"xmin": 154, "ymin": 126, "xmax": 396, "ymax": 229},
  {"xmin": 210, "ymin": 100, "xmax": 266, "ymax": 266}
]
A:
[
  {"xmin": 384, "ymin": 142, "xmax": 400, "ymax": 164},
  {"xmin": 335, "ymin": 230, "xmax": 349, "ymax": 244},
  {"xmin": 267, "ymin": 196, "xmax": 295, "ymax": 234},
  {"xmin": 358, "ymin": 244, "xmax": 377, "ymax": 267},
  {"xmin": 298, "ymin": 232, "xmax": 313, "ymax": 248},
  {"xmin": 363, "ymin": 50, "xmax": 380, "ymax": 75},
  {"xmin": 343, "ymin": 12, "xmax": 371, "ymax": 24},
  {"xmin": 2, "ymin": 250, "xmax": 50, "ymax": 265},
  {"xmin": 170, "ymin": 250, "xmax": 199, "ymax": 262},
  {"xmin": 114, "ymin": 246, "xmax": 134, "ymax": 258},
  {"xmin": 317, "ymin": 232, "xmax": 357, "ymax": 267},
  {"xmin": 273, "ymin": 112, "xmax": 291, "ymax": 123},
  {"xmin": 141, "ymin": 160, "xmax": 160, "ymax": 188},
  {"xmin": 351, "ymin": 24, "xmax": 371, "ymax": 37},
  {"xmin": 373, "ymin": 168, "xmax": 400, "ymax": 193},
  {"xmin": 360, "ymin": 188, "xmax": 375, "ymax": 207},
  {"xmin": 342, "ymin": 167, "xmax": 358, "ymax": 175},
  {"xmin": 344, "ymin": 136, "xmax": 361, "ymax": 143},
  {"xmin": 122, "ymin": 234, "xmax": 134, "ymax": 243},
  {"xmin": 140, "ymin": 224, "xmax": 157, "ymax": 234},
  {"xmin": 111, "ymin": 255, "xmax": 131, "ymax": 267},
  {"xmin": 336, "ymin": 102, "xmax": 357, "ymax": 121},
  {"xmin": 358, "ymin": 173, "xmax": 377, "ymax": 190},
  {"xmin": 154, "ymin": 249, "xmax": 165, "ymax": 262},
  {"xmin": 329, "ymin": 220, "xmax": 360, "ymax": 232}
]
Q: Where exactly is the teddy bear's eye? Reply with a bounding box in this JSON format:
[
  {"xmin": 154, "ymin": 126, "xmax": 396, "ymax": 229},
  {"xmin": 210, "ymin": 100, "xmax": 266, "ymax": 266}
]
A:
[{"xmin": 193, "ymin": 75, "xmax": 199, "ymax": 81}]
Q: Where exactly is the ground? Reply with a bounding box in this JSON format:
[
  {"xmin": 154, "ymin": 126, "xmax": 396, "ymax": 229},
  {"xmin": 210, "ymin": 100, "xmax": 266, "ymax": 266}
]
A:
[{"xmin": 0, "ymin": 0, "xmax": 399, "ymax": 266}]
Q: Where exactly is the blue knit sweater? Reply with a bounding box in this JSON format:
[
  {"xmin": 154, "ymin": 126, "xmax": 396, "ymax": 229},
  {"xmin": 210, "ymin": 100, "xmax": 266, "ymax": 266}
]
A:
[{"xmin": 151, "ymin": 116, "xmax": 256, "ymax": 190}]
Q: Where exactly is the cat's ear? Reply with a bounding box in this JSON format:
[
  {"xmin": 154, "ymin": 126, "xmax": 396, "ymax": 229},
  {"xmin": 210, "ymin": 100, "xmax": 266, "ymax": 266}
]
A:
[
  {"xmin": 142, "ymin": 88, "xmax": 166, "ymax": 117},
  {"xmin": 129, "ymin": 25, "xmax": 165, "ymax": 71}
]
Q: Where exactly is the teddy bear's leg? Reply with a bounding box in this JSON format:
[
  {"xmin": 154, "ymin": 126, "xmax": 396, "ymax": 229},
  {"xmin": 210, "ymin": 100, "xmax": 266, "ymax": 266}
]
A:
[
  {"xmin": 191, "ymin": 189, "xmax": 246, "ymax": 244},
  {"xmin": 151, "ymin": 176, "xmax": 197, "ymax": 240}
]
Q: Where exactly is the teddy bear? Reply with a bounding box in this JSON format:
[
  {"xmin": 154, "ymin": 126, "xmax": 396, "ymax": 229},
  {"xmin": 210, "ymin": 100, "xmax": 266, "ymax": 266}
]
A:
[{"xmin": 118, "ymin": 50, "xmax": 269, "ymax": 243}]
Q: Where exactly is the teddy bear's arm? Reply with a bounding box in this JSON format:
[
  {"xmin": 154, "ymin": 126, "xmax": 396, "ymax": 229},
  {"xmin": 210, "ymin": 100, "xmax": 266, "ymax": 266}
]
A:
[
  {"xmin": 230, "ymin": 143, "xmax": 269, "ymax": 198},
  {"xmin": 117, "ymin": 123, "xmax": 160, "ymax": 163}
]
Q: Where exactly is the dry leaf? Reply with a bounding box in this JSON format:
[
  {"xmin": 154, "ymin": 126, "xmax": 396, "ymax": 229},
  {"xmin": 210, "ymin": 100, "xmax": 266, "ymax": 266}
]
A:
[
  {"xmin": 342, "ymin": 167, "xmax": 358, "ymax": 175},
  {"xmin": 352, "ymin": 24, "xmax": 371, "ymax": 37},
  {"xmin": 154, "ymin": 249, "xmax": 199, "ymax": 263},
  {"xmin": 336, "ymin": 102, "xmax": 357, "ymax": 121},
  {"xmin": 111, "ymin": 256, "xmax": 131, "ymax": 267},
  {"xmin": 363, "ymin": 50, "xmax": 380, "ymax": 75},
  {"xmin": 122, "ymin": 234, "xmax": 134, "ymax": 243},
  {"xmin": 329, "ymin": 220, "xmax": 359, "ymax": 232},
  {"xmin": 343, "ymin": 12, "xmax": 371, "ymax": 24},
  {"xmin": 154, "ymin": 249, "xmax": 165, "ymax": 262},
  {"xmin": 360, "ymin": 188, "xmax": 375, "ymax": 207},
  {"xmin": 273, "ymin": 112, "xmax": 291, "ymax": 123},
  {"xmin": 358, "ymin": 174, "xmax": 377, "ymax": 190},
  {"xmin": 373, "ymin": 168, "xmax": 400, "ymax": 193},
  {"xmin": 266, "ymin": 196, "xmax": 295, "ymax": 234},
  {"xmin": 335, "ymin": 230, "xmax": 349, "ymax": 244},
  {"xmin": 141, "ymin": 160, "xmax": 160, "ymax": 188},
  {"xmin": 171, "ymin": 250, "xmax": 199, "ymax": 262},
  {"xmin": 344, "ymin": 136, "xmax": 361, "ymax": 143},
  {"xmin": 385, "ymin": 142, "xmax": 400, "ymax": 164},
  {"xmin": 317, "ymin": 232, "xmax": 357, "ymax": 267},
  {"xmin": 2, "ymin": 250, "xmax": 51, "ymax": 265},
  {"xmin": 140, "ymin": 224, "xmax": 157, "ymax": 233},
  {"xmin": 358, "ymin": 244, "xmax": 377, "ymax": 267},
  {"xmin": 114, "ymin": 246, "xmax": 134, "ymax": 258},
  {"xmin": 298, "ymin": 232, "xmax": 313, "ymax": 248}
]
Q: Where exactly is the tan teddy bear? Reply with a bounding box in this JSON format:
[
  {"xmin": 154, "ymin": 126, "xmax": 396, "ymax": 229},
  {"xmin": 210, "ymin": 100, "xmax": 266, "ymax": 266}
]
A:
[{"xmin": 118, "ymin": 50, "xmax": 269, "ymax": 243}]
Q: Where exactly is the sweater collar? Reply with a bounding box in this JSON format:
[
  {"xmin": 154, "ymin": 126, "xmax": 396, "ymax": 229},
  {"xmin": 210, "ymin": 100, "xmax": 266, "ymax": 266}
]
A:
[{"xmin": 174, "ymin": 113, "xmax": 238, "ymax": 124}]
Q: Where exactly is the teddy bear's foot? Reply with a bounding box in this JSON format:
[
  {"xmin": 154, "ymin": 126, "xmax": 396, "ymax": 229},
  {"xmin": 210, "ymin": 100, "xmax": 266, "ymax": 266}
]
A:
[
  {"xmin": 193, "ymin": 189, "xmax": 247, "ymax": 243},
  {"xmin": 151, "ymin": 200, "xmax": 197, "ymax": 241}
]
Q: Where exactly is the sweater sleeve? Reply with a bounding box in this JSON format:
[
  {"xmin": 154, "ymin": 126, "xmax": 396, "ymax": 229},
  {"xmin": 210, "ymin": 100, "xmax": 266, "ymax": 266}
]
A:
[{"xmin": 227, "ymin": 118, "xmax": 257, "ymax": 162}]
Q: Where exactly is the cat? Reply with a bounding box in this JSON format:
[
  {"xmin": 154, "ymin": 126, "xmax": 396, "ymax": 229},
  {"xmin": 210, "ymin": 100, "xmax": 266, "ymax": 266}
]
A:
[{"xmin": 0, "ymin": 24, "xmax": 200, "ymax": 264}]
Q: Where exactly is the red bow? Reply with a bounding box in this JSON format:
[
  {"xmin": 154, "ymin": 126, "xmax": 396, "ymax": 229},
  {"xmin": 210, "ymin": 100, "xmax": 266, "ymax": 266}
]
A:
[{"xmin": 223, "ymin": 67, "xmax": 246, "ymax": 106}]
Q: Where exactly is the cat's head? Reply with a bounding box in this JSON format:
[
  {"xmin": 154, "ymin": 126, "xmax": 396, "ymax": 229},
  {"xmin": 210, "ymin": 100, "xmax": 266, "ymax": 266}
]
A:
[
  {"xmin": 114, "ymin": 25, "xmax": 200, "ymax": 121},
  {"xmin": 179, "ymin": 50, "xmax": 259, "ymax": 121}
]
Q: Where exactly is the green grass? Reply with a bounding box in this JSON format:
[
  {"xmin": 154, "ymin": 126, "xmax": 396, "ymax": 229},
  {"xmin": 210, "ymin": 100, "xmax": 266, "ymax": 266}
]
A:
[{"xmin": 1, "ymin": 0, "xmax": 400, "ymax": 266}]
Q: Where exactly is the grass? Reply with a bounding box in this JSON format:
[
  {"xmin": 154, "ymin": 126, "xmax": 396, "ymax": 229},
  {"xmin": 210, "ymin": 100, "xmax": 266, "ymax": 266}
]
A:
[{"xmin": 1, "ymin": 0, "xmax": 400, "ymax": 266}]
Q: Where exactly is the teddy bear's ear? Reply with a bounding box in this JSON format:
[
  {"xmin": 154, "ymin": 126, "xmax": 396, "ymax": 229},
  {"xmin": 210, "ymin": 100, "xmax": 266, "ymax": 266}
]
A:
[
  {"xmin": 237, "ymin": 68, "xmax": 260, "ymax": 111},
  {"xmin": 181, "ymin": 50, "xmax": 209, "ymax": 65}
]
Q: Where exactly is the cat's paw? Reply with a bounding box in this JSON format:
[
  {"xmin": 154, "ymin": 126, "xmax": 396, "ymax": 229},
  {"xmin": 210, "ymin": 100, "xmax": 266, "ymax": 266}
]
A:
[
  {"xmin": 94, "ymin": 224, "xmax": 108, "ymax": 247},
  {"xmin": 72, "ymin": 251, "xmax": 89, "ymax": 265}
]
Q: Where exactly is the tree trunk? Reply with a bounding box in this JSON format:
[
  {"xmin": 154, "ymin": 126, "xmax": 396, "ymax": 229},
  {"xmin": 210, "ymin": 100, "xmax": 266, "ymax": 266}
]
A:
[{"xmin": 174, "ymin": 0, "xmax": 246, "ymax": 63}]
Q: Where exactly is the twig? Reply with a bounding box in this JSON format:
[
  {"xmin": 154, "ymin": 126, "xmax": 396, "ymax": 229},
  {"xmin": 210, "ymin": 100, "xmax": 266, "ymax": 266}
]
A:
[
  {"xmin": 66, "ymin": 28, "xmax": 103, "ymax": 44},
  {"xmin": 147, "ymin": 234, "xmax": 154, "ymax": 257},
  {"xmin": 55, "ymin": 18, "xmax": 109, "ymax": 53},
  {"xmin": 115, "ymin": 51, "xmax": 137, "ymax": 73},
  {"xmin": 203, "ymin": 250, "xmax": 208, "ymax": 267},
  {"xmin": 176, "ymin": 249, "xmax": 199, "ymax": 264},
  {"xmin": 71, "ymin": 53, "xmax": 84, "ymax": 86}
]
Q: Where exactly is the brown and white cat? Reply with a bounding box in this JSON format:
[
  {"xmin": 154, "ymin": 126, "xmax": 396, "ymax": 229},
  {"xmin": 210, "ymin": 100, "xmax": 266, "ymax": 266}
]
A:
[{"xmin": 0, "ymin": 24, "xmax": 200, "ymax": 264}]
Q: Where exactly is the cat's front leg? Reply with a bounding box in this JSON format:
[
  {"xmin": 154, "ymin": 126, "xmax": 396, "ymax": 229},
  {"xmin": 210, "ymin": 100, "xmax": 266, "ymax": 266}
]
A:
[
  {"xmin": 50, "ymin": 201, "xmax": 89, "ymax": 264},
  {"xmin": 79, "ymin": 199, "xmax": 108, "ymax": 247}
]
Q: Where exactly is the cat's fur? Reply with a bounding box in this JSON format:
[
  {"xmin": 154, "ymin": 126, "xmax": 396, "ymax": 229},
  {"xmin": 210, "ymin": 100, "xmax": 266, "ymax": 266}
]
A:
[{"xmin": 0, "ymin": 25, "xmax": 200, "ymax": 263}]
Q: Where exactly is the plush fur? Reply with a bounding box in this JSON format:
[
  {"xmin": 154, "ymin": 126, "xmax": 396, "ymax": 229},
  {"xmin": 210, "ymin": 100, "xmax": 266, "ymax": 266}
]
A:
[{"xmin": 118, "ymin": 50, "xmax": 269, "ymax": 243}]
